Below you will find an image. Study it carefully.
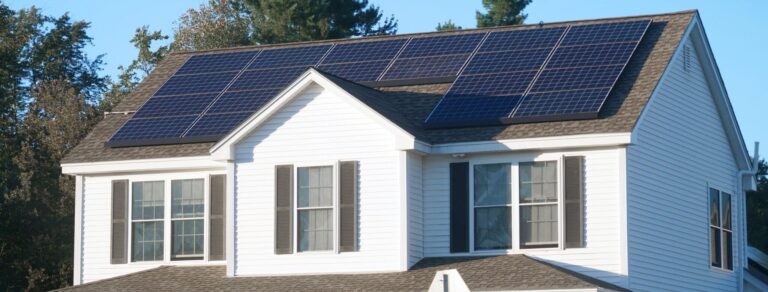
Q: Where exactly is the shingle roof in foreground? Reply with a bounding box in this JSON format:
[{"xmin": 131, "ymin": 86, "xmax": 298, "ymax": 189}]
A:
[
  {"xmin": 62, "ymin": 10, "xmax": 695, "ymax": 164},
  {"xmin": 57, "ymin": 255, "xmax": 628, "ymax": 291}
]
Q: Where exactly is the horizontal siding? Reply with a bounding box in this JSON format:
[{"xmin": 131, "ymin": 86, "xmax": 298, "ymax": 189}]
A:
[
  {"xmin": 407, "ymin": 152, "xmax": 424, "ymax": 267},
  {"xmin": 422, "ymin": 149, "xmax": 625, "ymax": 286},
  {"xmin": 626, "ymin": 39, "xmax": 740, "ymax": 291},
  {"xmin": 80, "ymin": 173, "xmax": 223, "ymax": 283},
  {"xmin": 234, "ymin": 84, "xmax": 404, "ymax": 275}
]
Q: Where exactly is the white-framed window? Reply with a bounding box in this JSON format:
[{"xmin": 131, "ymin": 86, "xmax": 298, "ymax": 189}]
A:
[
  {"xmin": 709, "ymin": 187, "xmax": 733, "ymax": 271},
  {"xmin": 296, "ymin": 165, "xmax": 335, "ymax": 252},
  {"xmin": 131, "ymin": 181, "xmax": 165, "ymax": 262},
  {"xmin": 127, "ymin": 175, "xmax": 211, "ymax": 263},
  {"xmin": 171, "ymin": 179, "xmax": 205, "ymax": 260},
  {"xmin": 473, "ymin": 163, "xmax": 512, "ymax": 250},
  {"xmin": 470, "ymin": 159, "xmax": 561, "ymax": 252},
  {"xmin": 519, "ymin": 161, "xmax": 559, "ymax": 248}
]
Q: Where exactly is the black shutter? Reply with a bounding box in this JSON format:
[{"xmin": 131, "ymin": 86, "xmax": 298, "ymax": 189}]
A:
[
  {"xmin": 564, "ymin": 156, "xmax": 585, "ymax": 248},
  {"xmin": 339, "ymin": 161, "xmax": 358, "ymax": 252},
  {"xmin": 111, "ymin": 180, "xmax": 129, "ymax": 264},
  {"xmin": 209, "ymin": 174, "xmax": 226, "ymax": 260},
  {"xmin": 450, "ymin": 162, "xmax": 470, "ymax": 253},
  {"xmin": 275, "ymin": 165, "xmax": 294, "ymax": 254}
]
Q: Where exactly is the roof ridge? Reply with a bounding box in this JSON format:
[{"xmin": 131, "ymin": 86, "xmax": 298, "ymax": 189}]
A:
[{"xmin": 170, "ymin": 9, "xmax": 698, "ymax": 56}]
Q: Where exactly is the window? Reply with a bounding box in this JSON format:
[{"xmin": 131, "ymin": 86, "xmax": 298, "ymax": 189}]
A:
[
  {"xmin": 709, "ymin": 188, "xmax": 733, "ymax": 270},
  {"xmin": 297, "ymin": 166, "xmax": 334, "ymax": 252},
  {"xmin": 473, "ymin": 163, "xmax": 512, "ymax": 250},
  {"xmin": 519, "ymin": 161, "xmax": 558, "ymax": 248},
  {"xmin": 131, "ymin": 181, "xmax": 165, "ymax": 262},
  {"xmin": 171, "ymin": 179, "xmax": 205, "ymax": 260}
]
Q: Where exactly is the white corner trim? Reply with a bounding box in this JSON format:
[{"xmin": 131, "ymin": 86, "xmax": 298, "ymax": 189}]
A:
[
  {"xmin": 209, "ymin": 68, "xmax": 419, "ymax": 161},
  {"xmin": 73, "ymin": 175, "xmax": 84, "ymax": 285},
  {"xmin": 399, "ymin": 151, "xmax": 409, "ymax": 271},
  {"xmin": 617, "ymin": 147, "xmax": 629, "ymax": 283},
  {"xmin": 225, "ymin": 160, "xmax": 236, "ymax": 277},
  {"xmin": 428, "ymin": 133, "xmax": 632, "ymax": 155},
  {"xmin": 61, "ymin": 156, "xmax": 224, "ymax": 175}
]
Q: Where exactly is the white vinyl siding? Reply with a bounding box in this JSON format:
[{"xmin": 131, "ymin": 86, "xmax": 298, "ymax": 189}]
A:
[
  {"xmin": 233, "ymin": 84, "xmax": 405, "ymax": 276},
  {"xmin": 79, "ymin": 171, "xmax": 221, "ymax": 284},
  {"xmin": 407, "ymin": 152, "xmax": 424, "ymax": 267},
  {"xmin": 626, "ymin": 38, "xmax": 740, "ymax": 291}
]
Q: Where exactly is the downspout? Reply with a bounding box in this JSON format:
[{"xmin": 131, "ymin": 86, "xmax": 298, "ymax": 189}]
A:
[{"xmin": 737, "ymin": 142, "xmax": 759, "ymax": 291}]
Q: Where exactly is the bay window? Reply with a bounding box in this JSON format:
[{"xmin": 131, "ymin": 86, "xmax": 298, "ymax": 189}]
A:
[{"xmin": 709, "ymin": 187, "xmax": 733, "ymax": 270}]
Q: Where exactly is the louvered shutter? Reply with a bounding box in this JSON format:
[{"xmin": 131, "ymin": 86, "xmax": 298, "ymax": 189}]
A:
[
  {"xmin": 339, "ymin": 161, "xmax": 358, "ymax": 252},
  {"xmin": 564, "ymin": 156, "xmax": 585, "ymax": 248},
  {"xmin": 111, "ymin": 180, "xmax": 129, "ymax": 264},
  {"xmin": 449, "ymin": 162, "xmax": 470, "ymax": 253},
  {"xmin": 209, "ymin": 174, "xmax": 226, "ymax": 260},
  {"xmin": 275, "ymin": 165, "xmax": 294, "ymax": 254}
]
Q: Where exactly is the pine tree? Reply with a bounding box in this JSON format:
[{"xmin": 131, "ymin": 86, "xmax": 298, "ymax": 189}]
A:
[
  {"xmin": 476, "ymin": 0, "xmax": 532, "ymax": 27},
  {"xmin": 436, "ymin": 20, "xmax": 462, "ymax": 32}
]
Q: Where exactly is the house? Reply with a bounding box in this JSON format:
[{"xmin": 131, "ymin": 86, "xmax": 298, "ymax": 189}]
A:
[{"xmin": 59, "ymin": 10, "xmax": 768, "ymax": 291}]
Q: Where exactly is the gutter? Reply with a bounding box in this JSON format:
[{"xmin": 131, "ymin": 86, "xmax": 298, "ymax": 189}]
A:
[{"xmin": 737, "ymin": 142, "xmax": 759, "ymax": 291}]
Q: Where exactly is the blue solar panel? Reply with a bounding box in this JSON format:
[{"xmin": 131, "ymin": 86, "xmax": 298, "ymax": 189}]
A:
[
  {"xmin": 318, "ymin": 60, "xmax": 391, "ymax": 81},
  {"xmin": 133, "ymin": 93, "xmax": 218, "ymax": 118},
  {"xmin": 479, "ymin": 27, "xmax": 566, "ymax": 52},
  {"xmin": 546, "ymin": 42, "xmax": 638, "ymax": 68},
  {"xmin": 174, "ymin": 51, "xmax": 258, "ymax": 75},
  {"xmin": 229, "ymin": 67, "xmax": 306, "ymax": 91},
  {"xmin": 110, "ymin": 115, "xmax": 198, "ymax": 141},
  {"xmin": 462, "ymin": 48, "xmax": 552, "ymax": 74},
  {"xmin": 381, "ymin": 54, "xmax": 468, "ymax": 80},
  {"xmin": 321, "ymin": 39, "xmax": 408, "ymax": 63},
  {"xmin": 154, "ymin": 71, "xmax": 238, "ymax": 96},
  {"xmin": 207, "ymin": 89, "xmax": 279, "ymax": 113},
  {"xmin": 427, "ymin": 95, "xmax": 523, "ymax": 125},
  {"xmin": 398, "ymin": 33, "xmax": 485, "ymax": 58},
  {"xmin": 448, "ymin": 71, "xmax": 537, "ymax": 97},
  {"xmin": 529, "ymin": 65, "xmax": 623, "ymax": 92},
  {"xmin": 248, "ymin": 45, "xmax": 332, "ymax": 69},
  {"xmin": 560, "ymin": 20, "xmax": 650, "ymax": 46},
  {"xmin": 511, "ymin": 88, "xmax": 610, "ymax": 118},
  {"xmin": 184, "ymin": 112, "xmax": 252, "ymax": 137}
]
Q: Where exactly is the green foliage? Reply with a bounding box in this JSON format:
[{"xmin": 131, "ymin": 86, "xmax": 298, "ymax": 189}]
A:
[
  {"xmin": 246, "ymin": 0, "xmax": 397, "ymax": 44},
  {"xmin": 436, "ymin": 20, "xmax": 462, "ymax": 32},
  {"xmin": 102, "ymin": 27, "xmax": 168, "ymax": 112},
  {"xmin": 171, "ymin": 0, "xmax": 252, "ymax": 51},
  {"xmin": 0, "ymin": 3, "xmax": 105, "ymax": 290},
  {"xmin": 476, "ymin": 0, "xmax": 531, "ymax": 27},
  {"xmin": 748, "ymin": 159, "xmax": 768, "ymax": 253}
]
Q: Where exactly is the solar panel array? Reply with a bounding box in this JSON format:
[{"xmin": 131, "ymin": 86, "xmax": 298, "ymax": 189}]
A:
[
  {"xmin": 426, "ymin": 19, "xmax": 651, "ymax": 126},
  {"xmin": 109, "ymin": 19, "xmax": 651, "ymax": 147}
]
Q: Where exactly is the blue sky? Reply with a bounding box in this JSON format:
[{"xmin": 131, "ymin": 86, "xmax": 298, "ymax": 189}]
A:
[{"xmin": 7, "ymin": 0, "xmax": 766, "ymax": 157}]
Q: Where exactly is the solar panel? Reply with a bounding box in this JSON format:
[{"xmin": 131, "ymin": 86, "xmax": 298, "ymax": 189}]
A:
[
  {"xmin": 154, "ymin": 71, "xmax": 239, "ymax": 96},
  {"xmin": 426, "ymin": 95, "xmax": 523, "ymax": 125},
  {"xmin": 479, "ymin": 27, "xmax": 566, "ymax": 52},
  {"xmin": 380, "ymin": 54, "xmax": 468, "ymax": 81},
  {"xmin": 426, "ymin": 19, "xmax": 650, "ymax": 126},
  {"xmin": 184, "ymin": 112, "xmax": 252, "ymax": 137},
  {"xmin": 229, "ymin": 67, "xmax": 307, "ymax": 91},
  {"xmin": 206, "ymin": 89, "xmax": 279, "ymax": 113},
  {"xmin": 560, "ymin": 20, "xmax": 650, "ymax": 46},
  {"xmin": 248, "ymin": 45, "xmax": 332, "ymax": 69},
  {"xmin": 512, "ymin": 88, "xmax": 610, "ymax": 118},
  {"xmin": 322, "ymin": 39, "xmax": 407, "ymax": 63},
  {"xmin": 318, "ymin": 60, "xmax": 392, "ymax": 81},
  {"xmin": 133, "ymin": 93, "xmax": 218, "ymax": 118},
  {"xmin": 110, "ymin": 115, "xmax": 198, "ymax": 142},
  {"xmin": 174, "ymin": 51, "xmax": 258, "ymax": 75},
  {"xmin": 398, "ymin": 33, "xmax": 484, "ymax": 58},
  {"xmin": 462, "ymin": 48, "xmax": 552, "ymax": 74}
]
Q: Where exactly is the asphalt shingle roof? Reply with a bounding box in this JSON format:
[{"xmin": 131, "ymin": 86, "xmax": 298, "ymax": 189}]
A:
[
  {"xmin": 62, "ymin": 10, "xmax": 695, "ymax": 164},
  {"xmin": 57, "ymin": 255, "xmax": 629, "ymax": 291}
]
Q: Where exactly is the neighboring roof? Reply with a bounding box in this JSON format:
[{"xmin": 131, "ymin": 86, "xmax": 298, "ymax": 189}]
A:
[
  {"xmin": 57, "ymin": 255, "xmax": 628, "ymax": 291},
  {"xmin": 62, "ymin": 10, "xmax": 695, "ymax": 164}
]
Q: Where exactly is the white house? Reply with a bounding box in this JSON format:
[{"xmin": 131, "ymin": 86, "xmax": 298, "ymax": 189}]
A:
[{"xmin": 60, "ymin": 10, "xmax": 767, "ymax": 291}]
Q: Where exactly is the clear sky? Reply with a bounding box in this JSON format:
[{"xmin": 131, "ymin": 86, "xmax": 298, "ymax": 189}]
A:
[{"xmin": 6, "ymin": 0, "xmax": 767, "ymax": 158}]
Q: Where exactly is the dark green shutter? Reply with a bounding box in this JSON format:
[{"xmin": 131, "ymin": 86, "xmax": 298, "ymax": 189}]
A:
[
  {"xmin": 275, "ymin": 165, "xmax": 294, "ymax": 254},
  {"xmin": 564, "ymin": 156, "xmax": 585, "ymax": 248},
  {"xmin": 450, "ymin": 162, "xmax": 470, "ymax": 253},
  {"xmin": 209, "ymin": 174, "xmax": 226, "ymax": 260},
  {"xmin": 111, "ymin": 180, "xmax": 129, "ymax": 264},
  {"xmin": 339, "ymin": 161, "xmax": 358, "ymax": 252}
]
